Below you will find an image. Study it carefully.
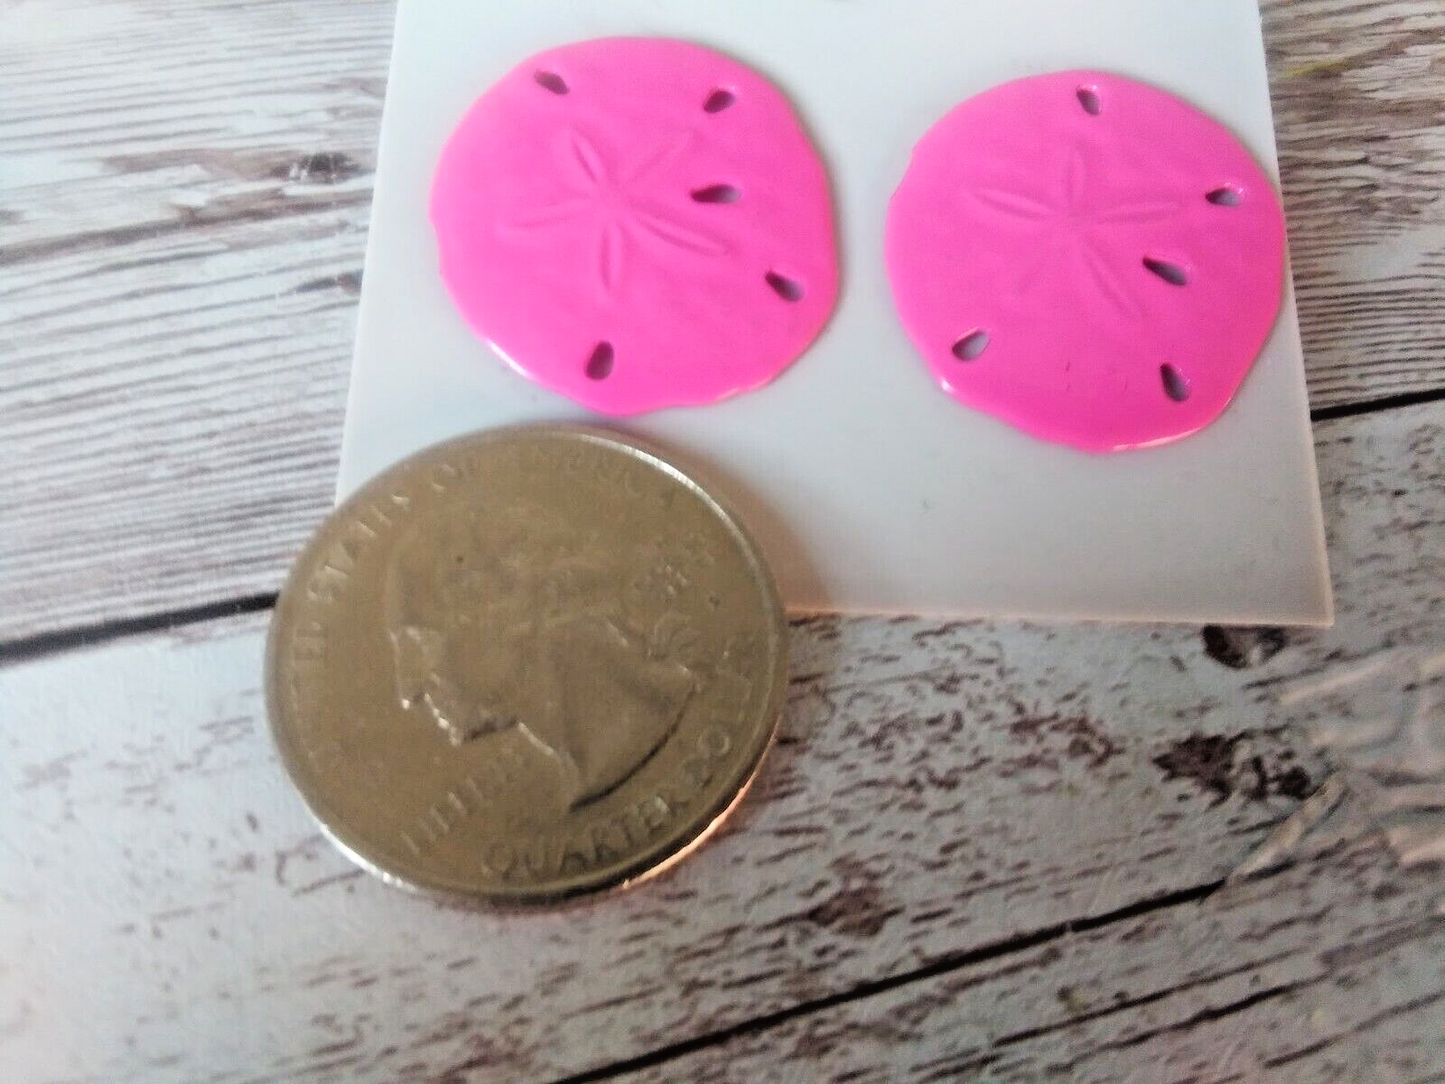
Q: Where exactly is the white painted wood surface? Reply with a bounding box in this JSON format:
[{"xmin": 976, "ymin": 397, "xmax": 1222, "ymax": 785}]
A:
[
  {"xmin": 3, "ymin": 0, "xmax": 1445, "ymax": 641},
  {"xmin": 2, "ymin": 1, "xmax": 1444, "ymax": 1081},
  {"xmin": 3, "ymin": 403, "xmax": 1442, "ymax": 1083}
]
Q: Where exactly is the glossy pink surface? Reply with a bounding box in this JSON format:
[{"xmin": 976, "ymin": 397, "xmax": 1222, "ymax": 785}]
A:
[
  {"xmin": 431, "ymin": 38, "xmax": 839, "ymax": 415},
  {"xmin": 887, "ymin": 71, "xmax": 1287, "ymax": 452}
]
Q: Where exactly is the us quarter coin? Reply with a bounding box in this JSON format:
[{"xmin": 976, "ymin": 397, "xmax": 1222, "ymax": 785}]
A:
[{"xmin": 266, "ymin": 426, "xmax": 787, "ymax": 906}]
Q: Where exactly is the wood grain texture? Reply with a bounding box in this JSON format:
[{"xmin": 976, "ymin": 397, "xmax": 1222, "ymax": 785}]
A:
[
  {"xmin": 609, "ymin": 837, "xmax": 1445, "ymax": 1084},
  {"xmin": 1264, "ymin": 0, "xmax": 1445, "ymax": 411},
  {"xmin": 2, "ymin": 403, "xmax": 1440, "ymax": 1084},
  {"xmin": 4, "ymin": 0, "xmax": 1445, "ymax": 642},
  {"xmin": 0, "ymin": 0, "xmax": 391, "ymax": 256}
]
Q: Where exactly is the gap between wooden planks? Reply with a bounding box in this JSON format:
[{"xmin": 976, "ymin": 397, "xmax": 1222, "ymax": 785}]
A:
[
  {"xmin": 1, "ymin": 402, "xmax": 1441, "ymax": 1083},
  {"xmin": 3, "ymin": 0, "xmax": 1445, "ymax": 643}
]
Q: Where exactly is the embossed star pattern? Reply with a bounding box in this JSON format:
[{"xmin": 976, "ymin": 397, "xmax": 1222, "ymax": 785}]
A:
[
  {"xmin": 969, "ymin": 144, "xmax": 1183, "ymax": 318},
  {"xmin": 499, "ymin": 127, "xmax": 727, "ymax": 300}
]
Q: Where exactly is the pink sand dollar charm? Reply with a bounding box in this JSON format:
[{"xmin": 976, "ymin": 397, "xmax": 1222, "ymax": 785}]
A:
[
  {"xmin": 431, "ymin": 38, "xmax": 839, "ymax": 415},
  {"xmin": 887, "ymin": 71, "xmax": 1288, "ymax": 452}
]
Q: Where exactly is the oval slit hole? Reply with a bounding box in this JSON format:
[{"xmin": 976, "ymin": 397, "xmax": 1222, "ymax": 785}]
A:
[
  {"xmin": 1207, "ymin": 186, "xmax": 1242, "ymax": 207},
  {"xmin": 534, "ymin": 71, "xmax": 570, "ymax": 95},
  {"xmin": 703, "ymin": 88, "xmax": 736, "ymax": 113},
  {"xmin": 952, "ymin": 329, "xmax": 990, "ymax": 361},
  {"xmin": 585, "ymin": 342, "xmax": 615, "ymax": 380},
  {"xmin": 1077, "ymin": 86, "xmax": 1102, "ymax": 115},
  {"xmin": 1143, "ymin": 256, "xmax": 1189, "ymax": 287},
  {"xmin": 1161, "ymin": 364, "xmax": 1191, "ymax": 402},
  {"xmin": 766, "ymin": 272, "xmax": 804, "ymax": 302},
  {"xmin": 691, "ymin": 184, "xmax": 741, "ymax": 204}
]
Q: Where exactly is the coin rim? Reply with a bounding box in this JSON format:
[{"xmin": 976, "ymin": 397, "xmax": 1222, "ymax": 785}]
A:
[{"xmin": 265, "ymin": 423, "xmax": 788, "ymax": 908}]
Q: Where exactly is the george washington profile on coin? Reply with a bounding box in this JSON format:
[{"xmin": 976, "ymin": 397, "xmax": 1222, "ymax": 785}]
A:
[
  {"xmin": 268, "ymin": 426, "xmax": 787, "ymax": 905},
  {"xmin": 383, "ymin": 500, "xmax": 698, "ymax": 809}
]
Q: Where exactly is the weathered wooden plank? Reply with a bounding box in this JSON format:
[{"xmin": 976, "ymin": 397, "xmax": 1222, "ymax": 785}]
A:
[
  {"xmin": 3, "ymin": 0, "xmax": 1445, "ymax": 643},
  {"xmin": 0, "ymin": 0, "xmax": 393, "ymax": 258},
  {"xmin": 1, "ymin": 206, "xmax": 362, "ymax": 633},
  {"xmin": 1263, "ymin": 0, "xmax": 1445, "ymax": 412},
  {"xmin": 608, "ymin": 837, "xmax": 1445, "ymax": 1084},
  {"xmin": 2, "ymin": 404, "xmax": 1439, "ymax": 1084}
]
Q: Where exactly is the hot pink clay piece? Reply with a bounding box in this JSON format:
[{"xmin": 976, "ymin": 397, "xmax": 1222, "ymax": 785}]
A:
[
  {"xmin": 887, "ymin": 71, "xmax": 1287, "ymax": 452},
  {"xmin": 431, "ymin": 37, "xmax": 840, "ymax": 415}
]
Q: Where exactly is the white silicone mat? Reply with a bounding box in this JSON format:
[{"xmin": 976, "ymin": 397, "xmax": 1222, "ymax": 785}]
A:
[{"xmin": 338, "ymin": 0, "xmax": 1334, "ymax": 626}]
